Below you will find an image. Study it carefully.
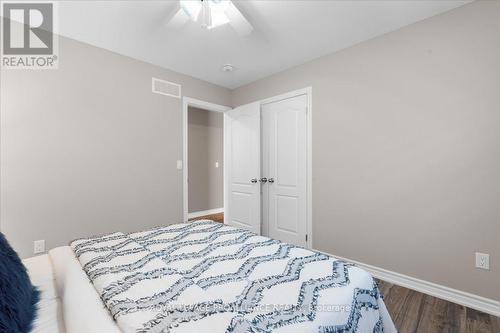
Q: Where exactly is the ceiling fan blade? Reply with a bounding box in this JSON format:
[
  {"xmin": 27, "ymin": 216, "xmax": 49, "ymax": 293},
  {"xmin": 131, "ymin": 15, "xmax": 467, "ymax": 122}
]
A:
[
  {"xmin": 226, "ymin": 2, "xmax": 253, "ymax": 36},
  {"xmin": 166, "ymin": 7, "xmax": 189, "ymax": 30}
]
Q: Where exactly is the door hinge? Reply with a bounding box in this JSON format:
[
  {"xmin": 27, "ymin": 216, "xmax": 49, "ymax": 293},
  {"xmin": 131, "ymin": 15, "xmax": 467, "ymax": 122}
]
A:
[{"xmin": 305, "ymin": 234, "xmax": 308, "ymax": 242}]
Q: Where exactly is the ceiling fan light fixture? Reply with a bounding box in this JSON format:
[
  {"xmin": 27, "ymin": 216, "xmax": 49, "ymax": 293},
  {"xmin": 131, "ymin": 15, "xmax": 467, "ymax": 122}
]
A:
[
  {"xmin": 180, "ymin": 0, "xmax": 202, "ymax": 21},
  {"xmin": 199, "ymin": 0, "xmax": 212, "ymax": 29},
  {"xmin": 180, "ymin": 0, "xmax": 231, "ymax": 30}
]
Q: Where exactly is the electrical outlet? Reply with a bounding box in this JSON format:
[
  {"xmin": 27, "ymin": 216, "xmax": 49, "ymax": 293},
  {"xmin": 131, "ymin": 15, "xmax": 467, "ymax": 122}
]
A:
[
  {"xmin": 215, "ymin": 161, "xmax": 219, "ymax": 168},
  {"xmin": 34, "ymin": 240, "xmax": 45, "ymax": 254},
  {"xmin": 176, "ymin": 160, "xmax": 183, "ymax": 170},
  {"xmin": 475, "ymin": 252, "xmax": 489, "ymax": 270}
]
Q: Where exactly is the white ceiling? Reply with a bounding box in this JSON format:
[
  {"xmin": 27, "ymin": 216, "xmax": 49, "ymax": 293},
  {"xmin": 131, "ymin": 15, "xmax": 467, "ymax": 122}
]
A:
[{"xmin": 57, "ymin": 0, "xmax": 469, "ymax": 89}]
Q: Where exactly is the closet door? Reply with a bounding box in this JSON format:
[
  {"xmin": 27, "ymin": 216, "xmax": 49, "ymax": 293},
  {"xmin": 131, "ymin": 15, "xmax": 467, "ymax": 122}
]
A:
[
  {"xmin": 224, "ymin": 102, "xmax": 261, "ymax": 234},
  {"xmin": 262, "ymin": 94, "xmax": 307, "ymax": 247}
]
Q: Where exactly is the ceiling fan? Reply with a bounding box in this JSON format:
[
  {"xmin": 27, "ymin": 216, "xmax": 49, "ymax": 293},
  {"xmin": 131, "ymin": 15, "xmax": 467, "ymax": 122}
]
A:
[{"xmin": 166, "ymin": 0, "xmax": 253, "ymax": 36}]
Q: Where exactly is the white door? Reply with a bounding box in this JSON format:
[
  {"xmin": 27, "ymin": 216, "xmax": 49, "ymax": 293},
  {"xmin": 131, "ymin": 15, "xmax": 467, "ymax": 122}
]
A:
[
  {"xmin": 262, "ymin": 94, "xmax": 307, "ymax": 247},
  {"xmin": 224, "ymin": 102, "xmax": 261, "ymax": 234}
]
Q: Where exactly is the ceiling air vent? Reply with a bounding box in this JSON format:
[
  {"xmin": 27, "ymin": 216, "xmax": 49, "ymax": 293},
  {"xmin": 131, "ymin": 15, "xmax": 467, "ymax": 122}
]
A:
[{"xmin": 152, "ymin": 77, "xmax": 181, "ymax": 98}]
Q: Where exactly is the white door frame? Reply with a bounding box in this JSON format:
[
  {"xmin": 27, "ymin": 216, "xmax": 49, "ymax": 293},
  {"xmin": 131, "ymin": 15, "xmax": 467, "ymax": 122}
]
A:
[
  {"xmin": 182, "ymin": 97, "xmax": 232, "ymax": 222},
  {"xmin": 259, "ymin": 87, "xmax": 313, "ymax": 248}
]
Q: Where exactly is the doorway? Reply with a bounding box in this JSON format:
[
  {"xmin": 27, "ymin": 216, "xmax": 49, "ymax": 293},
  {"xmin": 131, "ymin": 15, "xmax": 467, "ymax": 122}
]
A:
[
  {"xmin": 183, "ymin": 89, "xmax": 312, "ymax": 248},
  {"xmin": 182, "ymin": 98, "xmax": 231, "ymax": 223}
]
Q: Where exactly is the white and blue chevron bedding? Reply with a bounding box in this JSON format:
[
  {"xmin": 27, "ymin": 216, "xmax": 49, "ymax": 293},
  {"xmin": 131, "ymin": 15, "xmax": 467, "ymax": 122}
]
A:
[{"xmin": 70, "ymin": 220, "xmax": 397, "ymax": 333}]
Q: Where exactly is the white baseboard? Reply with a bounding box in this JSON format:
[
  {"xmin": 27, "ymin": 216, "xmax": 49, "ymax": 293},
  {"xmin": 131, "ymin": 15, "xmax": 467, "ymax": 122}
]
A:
[
  {"xmin": 316, "ymin": 250, "xmax": 500, "ymax": 317},
  {"xmin": 188, "ymin": 208, "xmax": 224, "ymax": 219}
]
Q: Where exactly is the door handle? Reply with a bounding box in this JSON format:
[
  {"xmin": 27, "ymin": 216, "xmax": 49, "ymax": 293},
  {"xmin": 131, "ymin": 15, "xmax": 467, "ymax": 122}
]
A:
[
  {"xmin": 259, "ymin": 177, "xmax": 268, "ymax": 183},
  {"xmin": 268, "ymin": 178, "xmax": 275, "ymax": 183},
  {"xmin": 250, "ymin": 178, "xmax": 258, "ymax": 183}
]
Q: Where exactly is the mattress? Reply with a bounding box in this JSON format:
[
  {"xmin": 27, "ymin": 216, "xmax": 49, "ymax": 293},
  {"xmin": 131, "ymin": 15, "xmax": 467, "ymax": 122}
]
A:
[
  {"xmin": 70, "ymin": 220, "xmax": 397, "ymax": 333},
  {"xmin": 48, "ymin": 246, "xmax": 121, "ymax": 333},
  {"xmin": 23, "ymin": 254, "xmax": 65, "ymax": 333},
  {"xmin": 23, "ymin": 248, "xmax": 122, "ymax": 333}
]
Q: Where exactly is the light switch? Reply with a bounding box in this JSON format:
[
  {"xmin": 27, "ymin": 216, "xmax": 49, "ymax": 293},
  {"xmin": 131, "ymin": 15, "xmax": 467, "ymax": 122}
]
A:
[{"xmin": 176, "ymin": 160, "xmax": 183, "ymax": 170}]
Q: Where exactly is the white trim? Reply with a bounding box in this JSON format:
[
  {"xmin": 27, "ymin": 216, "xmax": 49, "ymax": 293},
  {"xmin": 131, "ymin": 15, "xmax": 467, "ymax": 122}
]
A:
[
  {"xmin": 183, "ymin": 97, "xmax": 231, "ymax": 113},
  {"xmin": 306, "ymin": 88, "xmax": 312, "ymax": 249},
  {"xmin": 188, "ymin": 207, "xmax": 224, "ymax": 219},
  {"xmin": 258, "ymin": 87, "xmax": 313, "ymax": 248},
  {"xmin": 182, "ymin": 97, "xmax": 231, "ymax": 222},
  {"xmin": 318, "ymin": 251, "xmax": 500, "ymax": 317},
  {"xmin": 223, "ymin": 113, "xmax": 228, "ymax": 229}
]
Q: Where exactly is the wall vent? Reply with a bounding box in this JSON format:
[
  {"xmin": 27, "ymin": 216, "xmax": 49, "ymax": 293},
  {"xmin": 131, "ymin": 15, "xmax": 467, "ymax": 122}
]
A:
[{"xmin": 152, "ymin": 77, "xmax": 181, "ymax": 98}]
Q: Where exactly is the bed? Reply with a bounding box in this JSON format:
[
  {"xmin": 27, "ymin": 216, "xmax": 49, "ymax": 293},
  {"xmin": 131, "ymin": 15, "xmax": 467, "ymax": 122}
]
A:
[{"xmin": 25, "ymin": 220, "xmax": 397, "ymax": 332}]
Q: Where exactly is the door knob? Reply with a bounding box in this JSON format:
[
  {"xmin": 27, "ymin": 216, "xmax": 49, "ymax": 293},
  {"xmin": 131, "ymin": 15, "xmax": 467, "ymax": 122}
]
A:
[
  {"xmin": 250, "ymin": 178, "xmax": 258, "ymax": 183},
  {"xmin": 268, "ymin": 178, "xmax": 275, "ymax": 183},
  {"xmin": 260, "ymin": 177, "xmax": 268, "ymax": 183}
]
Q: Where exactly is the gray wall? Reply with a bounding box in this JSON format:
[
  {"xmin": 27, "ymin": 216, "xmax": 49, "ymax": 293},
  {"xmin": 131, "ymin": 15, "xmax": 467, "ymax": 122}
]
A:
[
  {"xmin": 0, "ymin": 35, "xmax": 231, "ymax": 258},
  {"xmin": 232, "ymin": 1, "xmax": 500, "ymax": 301},
  {"xmin": 188, "ymin": 107, "xmax": 223, "ymax": 213}
]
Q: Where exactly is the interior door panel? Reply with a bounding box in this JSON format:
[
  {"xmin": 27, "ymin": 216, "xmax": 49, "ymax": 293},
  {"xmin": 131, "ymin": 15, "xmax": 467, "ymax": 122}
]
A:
[{"xmin": 262, "ymin": 94, "xmax": 307, "ymax": 246}]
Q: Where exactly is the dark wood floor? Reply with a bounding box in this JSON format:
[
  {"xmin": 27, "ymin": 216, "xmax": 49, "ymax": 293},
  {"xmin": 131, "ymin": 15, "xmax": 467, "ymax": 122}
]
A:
[
  {"xmin": 376, "ymin": 279, "xmax": 500, "ymax": 333},
  {"xmin": 189, "ymin": 212, "xmax": 224, "ymax": 223}
]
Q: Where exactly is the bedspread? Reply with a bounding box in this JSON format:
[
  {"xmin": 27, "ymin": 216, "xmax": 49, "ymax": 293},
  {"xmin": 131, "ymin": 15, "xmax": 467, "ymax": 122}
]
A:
[{"xmin": 70, "ymin": 220, "xmax": 397, "ymax": 333}]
